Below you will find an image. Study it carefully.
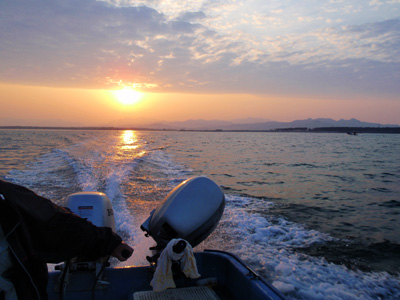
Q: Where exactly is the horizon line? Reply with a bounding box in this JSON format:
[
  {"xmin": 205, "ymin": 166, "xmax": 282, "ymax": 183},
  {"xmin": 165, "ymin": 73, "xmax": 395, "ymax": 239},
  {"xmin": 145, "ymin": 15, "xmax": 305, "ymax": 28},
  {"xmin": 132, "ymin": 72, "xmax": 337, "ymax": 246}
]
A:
[{"xmin": 1, "ymin": 125, "xmax": 399, "ymax": 134}]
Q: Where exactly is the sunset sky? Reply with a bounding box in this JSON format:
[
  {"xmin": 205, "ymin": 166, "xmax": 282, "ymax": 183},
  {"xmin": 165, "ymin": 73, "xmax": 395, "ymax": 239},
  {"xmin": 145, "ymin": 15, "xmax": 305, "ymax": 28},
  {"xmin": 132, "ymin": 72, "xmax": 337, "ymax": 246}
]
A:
[{"xmin": 1, "ymin": 0, "xmax": 399, "ymax": 126}]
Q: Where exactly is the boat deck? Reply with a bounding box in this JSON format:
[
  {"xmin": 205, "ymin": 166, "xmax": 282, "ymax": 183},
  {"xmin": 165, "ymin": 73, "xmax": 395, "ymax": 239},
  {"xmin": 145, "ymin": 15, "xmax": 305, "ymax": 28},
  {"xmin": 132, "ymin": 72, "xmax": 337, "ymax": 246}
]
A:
[
  {"xmin": 133, "ymin": 286, "xmax": 220, "ymax": 300},
  {"xmin": 47, "ymin": 250, "xmax": 286, "ymax": 300}
]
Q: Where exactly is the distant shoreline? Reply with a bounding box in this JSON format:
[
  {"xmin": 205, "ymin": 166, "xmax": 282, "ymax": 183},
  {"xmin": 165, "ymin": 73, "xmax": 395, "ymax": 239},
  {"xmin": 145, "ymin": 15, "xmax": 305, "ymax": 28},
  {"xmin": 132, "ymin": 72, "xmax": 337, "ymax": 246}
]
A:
[{"xmin": 1, "ymin": 126, "xmax": 400, "ymax": 133}]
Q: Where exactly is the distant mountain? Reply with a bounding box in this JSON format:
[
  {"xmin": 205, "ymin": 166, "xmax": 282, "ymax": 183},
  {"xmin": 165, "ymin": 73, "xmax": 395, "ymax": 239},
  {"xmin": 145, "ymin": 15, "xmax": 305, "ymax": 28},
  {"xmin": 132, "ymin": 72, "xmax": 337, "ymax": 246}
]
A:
[{"xmin": 135, "ymin": 118, "xmax": 399, "ymax": 130}]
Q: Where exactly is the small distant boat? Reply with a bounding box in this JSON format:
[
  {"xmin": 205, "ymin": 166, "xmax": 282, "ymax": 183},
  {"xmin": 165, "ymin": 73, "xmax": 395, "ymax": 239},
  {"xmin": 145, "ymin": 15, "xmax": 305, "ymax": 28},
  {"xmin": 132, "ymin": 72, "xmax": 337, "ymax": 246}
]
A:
[
  {"xmin": 47, "ymin": 177, "xmax": 286, "ymax": 300},
  {"xmin": 347, "ymin": 131, "xmax": 358, "ymax": 135}
]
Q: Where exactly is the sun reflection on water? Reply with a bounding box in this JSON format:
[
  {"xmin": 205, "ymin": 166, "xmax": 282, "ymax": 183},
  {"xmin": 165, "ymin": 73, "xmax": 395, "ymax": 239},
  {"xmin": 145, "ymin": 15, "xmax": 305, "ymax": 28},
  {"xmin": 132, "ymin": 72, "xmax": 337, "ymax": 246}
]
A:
[{"xmin": 121, "ymin": 130, "xmax": 139, "ymax": 150}]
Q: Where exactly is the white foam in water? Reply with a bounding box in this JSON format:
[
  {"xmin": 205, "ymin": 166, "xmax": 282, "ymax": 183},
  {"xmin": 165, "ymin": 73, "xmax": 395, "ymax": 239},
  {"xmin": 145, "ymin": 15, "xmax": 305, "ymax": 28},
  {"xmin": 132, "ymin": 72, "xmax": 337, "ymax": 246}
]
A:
[
  {"xmin": 209, "ymin": 195, "xmax": 400, "ymax": 300},
  {"xmin": 7, "ymin": 150, "xmax": 71, "ymax": 188},
  {"xmin": 150, "ymin": 150, "xmax": 192, "ymax": 181},
  {"xmin": 64, "ymin": 142, "xmax": 105, "ymax": 192},
  {"xmin": 105, "ymin": 171, "xmax": 137, "ymax": 250}
]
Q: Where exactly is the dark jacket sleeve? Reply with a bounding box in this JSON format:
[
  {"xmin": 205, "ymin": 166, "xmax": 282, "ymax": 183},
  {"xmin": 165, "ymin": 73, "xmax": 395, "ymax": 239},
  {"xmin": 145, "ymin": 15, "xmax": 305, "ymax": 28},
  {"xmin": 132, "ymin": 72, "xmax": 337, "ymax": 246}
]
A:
[
  {"xmin": 0, "ymin": 180, "xmax": 122, "ymax": 263},
  {"xmin": 37, "ymin": 210, "xmax": 122, "ymax": 262}
]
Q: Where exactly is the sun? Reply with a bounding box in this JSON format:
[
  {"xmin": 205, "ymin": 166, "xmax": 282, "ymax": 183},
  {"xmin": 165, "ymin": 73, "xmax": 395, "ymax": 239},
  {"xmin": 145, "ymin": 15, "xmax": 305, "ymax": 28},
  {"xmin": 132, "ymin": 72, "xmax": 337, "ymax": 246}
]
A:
[{"xmin": 113, "ymin": 88, "xmax": 142, "ymax": 105}]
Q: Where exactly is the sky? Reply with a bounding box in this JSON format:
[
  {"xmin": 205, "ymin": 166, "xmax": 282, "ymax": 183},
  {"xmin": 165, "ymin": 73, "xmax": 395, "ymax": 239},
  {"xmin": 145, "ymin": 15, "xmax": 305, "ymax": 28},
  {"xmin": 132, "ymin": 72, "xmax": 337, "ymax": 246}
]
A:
[{"xmin": 0, "ymin": 0, "xmax": 399, "ymax": 126}]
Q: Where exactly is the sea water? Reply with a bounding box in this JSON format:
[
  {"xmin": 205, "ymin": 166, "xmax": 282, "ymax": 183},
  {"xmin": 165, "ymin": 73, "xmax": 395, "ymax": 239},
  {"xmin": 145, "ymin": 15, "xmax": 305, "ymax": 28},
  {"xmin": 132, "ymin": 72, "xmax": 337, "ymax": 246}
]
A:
[{"xmin": 0, "ymin": 129, "xmax": 399, "ymax": 300}]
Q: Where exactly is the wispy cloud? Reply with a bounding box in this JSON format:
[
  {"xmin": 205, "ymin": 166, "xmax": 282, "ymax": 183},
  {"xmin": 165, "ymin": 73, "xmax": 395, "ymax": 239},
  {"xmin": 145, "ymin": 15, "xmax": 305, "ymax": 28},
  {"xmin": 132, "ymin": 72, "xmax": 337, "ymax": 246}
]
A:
[{"xmin": 0, "ymin": 0, "xmax": 399, "ymax": 98}]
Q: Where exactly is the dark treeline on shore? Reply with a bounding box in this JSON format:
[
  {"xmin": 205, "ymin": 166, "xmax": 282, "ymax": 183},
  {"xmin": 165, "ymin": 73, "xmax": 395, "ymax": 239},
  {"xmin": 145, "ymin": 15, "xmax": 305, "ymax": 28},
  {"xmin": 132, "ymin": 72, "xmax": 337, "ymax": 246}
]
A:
[{"xmin": 275, "ymin": 127, "xmax": 400, "ymax": 133}]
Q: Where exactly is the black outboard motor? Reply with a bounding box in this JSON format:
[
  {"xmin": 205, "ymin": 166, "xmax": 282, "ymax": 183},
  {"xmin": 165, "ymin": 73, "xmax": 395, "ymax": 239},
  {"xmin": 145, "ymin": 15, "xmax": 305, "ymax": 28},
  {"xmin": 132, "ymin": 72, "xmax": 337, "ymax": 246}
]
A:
[{"xmin": 141, "ymin": 177, "xmax": 225, "ymax": 251}]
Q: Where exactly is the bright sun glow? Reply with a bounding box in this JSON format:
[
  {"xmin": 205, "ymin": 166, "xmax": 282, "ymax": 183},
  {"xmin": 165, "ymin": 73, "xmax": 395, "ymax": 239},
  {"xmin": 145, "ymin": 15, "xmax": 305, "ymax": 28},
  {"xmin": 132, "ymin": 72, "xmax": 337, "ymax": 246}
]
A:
[{"xmin": 113, "ymin": 88, "xmax": 142, "ymax": 105}]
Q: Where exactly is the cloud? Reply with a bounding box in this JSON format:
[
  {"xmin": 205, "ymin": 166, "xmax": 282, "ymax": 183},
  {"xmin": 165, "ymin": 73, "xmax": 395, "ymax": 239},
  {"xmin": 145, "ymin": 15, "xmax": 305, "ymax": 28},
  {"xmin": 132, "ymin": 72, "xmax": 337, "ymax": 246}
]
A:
[
  {"xmin": 0, "ymin": 1, "xmax": 177, "ymax": 88},
  {"xmin": 369, "ymin": 0, "xmax": 383, "ymax": 6},
  {"xmin": 177, "ymin": 11, "xmax": 207, "ymax": 22},
  {"xmin": 0, "ymin": 0, "xmax": 399, "ymax": 99}
]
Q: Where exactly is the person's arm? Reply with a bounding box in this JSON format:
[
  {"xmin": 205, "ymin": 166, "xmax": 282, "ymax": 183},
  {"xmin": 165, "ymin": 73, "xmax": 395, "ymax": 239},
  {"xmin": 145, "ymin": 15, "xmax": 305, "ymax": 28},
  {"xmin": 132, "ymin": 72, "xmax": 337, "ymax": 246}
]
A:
[{"xmin": 0, "ymin": 180, "xmax": 133, "ymax": 263}]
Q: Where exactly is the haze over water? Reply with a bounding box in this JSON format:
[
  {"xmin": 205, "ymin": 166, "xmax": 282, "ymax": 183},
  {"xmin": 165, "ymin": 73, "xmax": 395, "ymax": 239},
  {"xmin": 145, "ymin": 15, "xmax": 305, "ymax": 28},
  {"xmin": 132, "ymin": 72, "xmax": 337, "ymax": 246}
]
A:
[{"xmin": 0, "ymin": 129, "xmax": 399, "ymax": 300}]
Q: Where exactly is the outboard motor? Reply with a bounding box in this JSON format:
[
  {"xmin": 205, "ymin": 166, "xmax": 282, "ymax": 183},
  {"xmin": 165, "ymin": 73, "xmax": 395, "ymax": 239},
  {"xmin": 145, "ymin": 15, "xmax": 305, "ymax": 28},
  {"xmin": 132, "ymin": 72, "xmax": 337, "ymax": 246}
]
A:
[
  {"xmin": 57, "ymin": 192, "xmax": 117, "ymax": 297},
  {"xmin": 141, "ymin": 177, "xmax": 225, "ymax": 253},
  {"xmin": 66, "ymin": 191, "xmax": 116, "ymax": 231}
]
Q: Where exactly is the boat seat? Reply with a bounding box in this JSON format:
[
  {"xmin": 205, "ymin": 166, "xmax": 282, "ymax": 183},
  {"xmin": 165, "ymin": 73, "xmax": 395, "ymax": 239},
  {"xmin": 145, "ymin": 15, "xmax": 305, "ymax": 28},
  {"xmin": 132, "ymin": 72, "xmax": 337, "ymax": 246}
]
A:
[{"xmin": 133, "ymin": 286, "xmax": 220, "ymax": 300}]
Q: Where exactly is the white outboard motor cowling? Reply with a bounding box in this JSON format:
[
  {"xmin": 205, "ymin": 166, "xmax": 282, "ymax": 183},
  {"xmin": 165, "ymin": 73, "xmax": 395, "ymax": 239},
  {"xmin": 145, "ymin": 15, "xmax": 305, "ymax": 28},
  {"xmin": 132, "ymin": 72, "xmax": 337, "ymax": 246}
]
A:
[
  {"xmin": 141, "ymin": 177, "xmax": 225, "ymax": 249},
  {"xmin": 57, "ymin": 192, "xmax": 117, "ymax": 295},
  {"xmin": 66, "ymin": 191, "xmax": 116, "ymax": 231}
]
